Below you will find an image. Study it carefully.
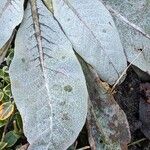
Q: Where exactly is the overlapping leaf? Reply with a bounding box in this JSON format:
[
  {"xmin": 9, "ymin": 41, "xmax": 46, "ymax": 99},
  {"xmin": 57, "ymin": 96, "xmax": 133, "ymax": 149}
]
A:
[
  {"xmin": 0, "ymin": 0, "xmax": 24, "ymax": 49},
  {"xmin": 52, "ymin": 0, "xmax": 127, "ymax": 85},
  {"xmin": 77, "ymin": 56, "xmax": 131, "ymax": 150},
  {"xmin": 102, "ymin": 0, "xmax": 150, "ymax": 75},
  {"xmin": 9, "ymin": 0, "xmax": 88, "ymax": 149},
  {"xmin": 0, "ymin": 101, "xmax": 14, "ymax": 120}
]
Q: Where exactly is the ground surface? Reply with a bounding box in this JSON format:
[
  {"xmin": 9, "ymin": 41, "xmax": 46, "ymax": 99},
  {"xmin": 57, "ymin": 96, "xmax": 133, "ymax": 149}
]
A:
[
  {"xmin": 115, "ymin": 68, "xmax": 150, "ymax": 150},
  {"xmin": 76, "ymin": 68, "xmax": 150, "ymax": 150}
]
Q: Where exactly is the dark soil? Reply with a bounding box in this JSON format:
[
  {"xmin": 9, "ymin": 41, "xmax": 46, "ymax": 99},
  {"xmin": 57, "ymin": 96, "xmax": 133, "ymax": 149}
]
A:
[
  {"xmin": 115, "ymin": 68, "xmax": 150, "ymax": 150},
  {"xmin": 74, "ymin": 68, "xmax": 150, "ymax": 150}
]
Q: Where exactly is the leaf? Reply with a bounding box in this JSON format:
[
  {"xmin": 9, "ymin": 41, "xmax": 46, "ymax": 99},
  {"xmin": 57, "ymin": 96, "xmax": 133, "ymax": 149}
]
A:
[
  {"xmin": 3, "ymin": 84, "xmax": 11, "ymax": 98},
  {"xmin": 102, "ymin": 0, "xmax": 150, "ymax": 75},
  {"xmin": 77, "ymin": 56, "xmax": 131, "ymax": 150},
  {"xmin": 0, "ymin": 120, "xmax": 7, "ymax": 128},
  {"xmin": 0, "ymin": 142, "xmax": 7, "ymax": 150},
  {"xmin": 0, "ymin": 101, "xmax": 14, "ymax": 120},
  {"xmin": 87, "ymin": 101, "xmax": 125, "ymax": 150},
  {"xmin": 3, "ymin": 131, "xmax": 21, "ymax": 148},
  {"xmin": 13, "ymin": 112, "xmax": 23, "ymax": 132},
  {"xmin": 86, "ymin": 101, "xmax": 108, "ymax": 150},
  {"xmin": 6, "ymin": 48, "xmax": 14, "ymax": 66},
  {"xmin": 52, "ymin": 0, "xmax": 127, "ymax": 85},
  {"xmin": 0, "ymin": 0, "xmax": 24, "ymax": 49},
  {"xmin": 9, "ymin": 0, "xmax": 88, "ymax": 150},
  {"xmin": 0, "ymin": 91, "xmax": 4, "ymax": 101}
]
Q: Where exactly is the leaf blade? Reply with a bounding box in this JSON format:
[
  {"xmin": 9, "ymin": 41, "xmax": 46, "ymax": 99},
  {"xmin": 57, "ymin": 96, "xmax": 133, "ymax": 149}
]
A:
[
  {"xmin": 77, "ymin": 55, "xmax": 131, "ymax": 150},
  {"xmin": 103, "ymin": 0, "xmax": 150, "ymax": 76},
  {"xmin": 0, "ymin": 101, "xmax": 14, "ymax": 120},
  {"xmin": 0, "ymin": 0, "xmax": 24, "ymax": 49},
  {"xmin": 4, "ymin": 131, "xmax": 21, "ymax": 148},
  {"xmin": 9, "ymin": 0, "xmax": 88, "ymax": 149},
  {"xmin": 52, "ymin": 0, "xmax": 127, "ymax": 85}
]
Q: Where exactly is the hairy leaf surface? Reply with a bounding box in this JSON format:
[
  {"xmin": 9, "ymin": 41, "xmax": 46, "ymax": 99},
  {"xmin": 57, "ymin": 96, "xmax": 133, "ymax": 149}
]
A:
[
  {"xmin": 103, "ymin": 0, "xmax": 150, "ymax": 75},
  {"xmin": 9, "ymin": 0, "xmax": 88, "ymax": 149},
  {"xmin": 0, "ymin": 0, "xmax": 24, "ymax": 49},
  {"xmin": 52, "ymin": 0, "xmax": 127, "ymax": 85}
]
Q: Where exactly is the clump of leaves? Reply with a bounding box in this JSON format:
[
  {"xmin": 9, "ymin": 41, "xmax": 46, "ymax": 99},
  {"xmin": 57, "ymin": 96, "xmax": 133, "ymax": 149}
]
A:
[
  {"xmin": 0, "ymin": 0, "xmax": 150, "ymax": 150},
  {"xmin": 0, "ymin": 49, "xmax": 24, "ymax": 150}
]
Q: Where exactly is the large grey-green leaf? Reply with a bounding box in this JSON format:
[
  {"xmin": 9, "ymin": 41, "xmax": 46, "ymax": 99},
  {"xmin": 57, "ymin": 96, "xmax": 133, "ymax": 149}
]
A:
[
  {"xmin": 9, "ymin": 0, "xmax": 88, "ymax": 150},
  {"xmin": 102, "ymin": 0, "xmax": 150, "ymax": 75},
  {"xmin": 0, "ymin": 0, "xmax": 24, "ymax": 49},
  {"xmin": 52, "ymin": 0, "xmax": 127, "ymax": 85}
]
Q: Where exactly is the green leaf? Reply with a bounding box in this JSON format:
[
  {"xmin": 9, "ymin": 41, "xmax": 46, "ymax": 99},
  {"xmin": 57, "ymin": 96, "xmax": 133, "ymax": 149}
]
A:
[
  {"xmin": 4, "ymin": 131, "xmax": 20, "ymax": 148},
  {"xmin": 0, "ymin": 101, "xmax": 14, "ymax": 120},
  {"xmin": 0, "ymin": 82, "xmax": 3, "ymax": 89},
  {"xmin": 3, "ymin": 84, "xmax": 11, "ymax": 97},
  {"xmin": 0, "ymin": 91, "xmax": 4, "ymax": 101},
  {"xmin": 13, "ymin": 112, "xmax": 23, "ymax": 132},
  {"xmin": 0, "ymin": 142, "xmax": 7, "ymax": 150},
  {"xmin": 2, "ymin": 66, "xmax": 9, "ymax": 74},
  {"xmin": 0, "ymin": 69, "xmax": 4, "ymax": 79},
  {"xmin": 6, "ymin": 49, "xmax": 14, "ymax": 66},
  {"xmin": 0, "ymin": 67, "xmax": 10, "ymax": 83},
  {"xmin": 0, "ymin": 120, "xmax": 7, "ymax": 128}
]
